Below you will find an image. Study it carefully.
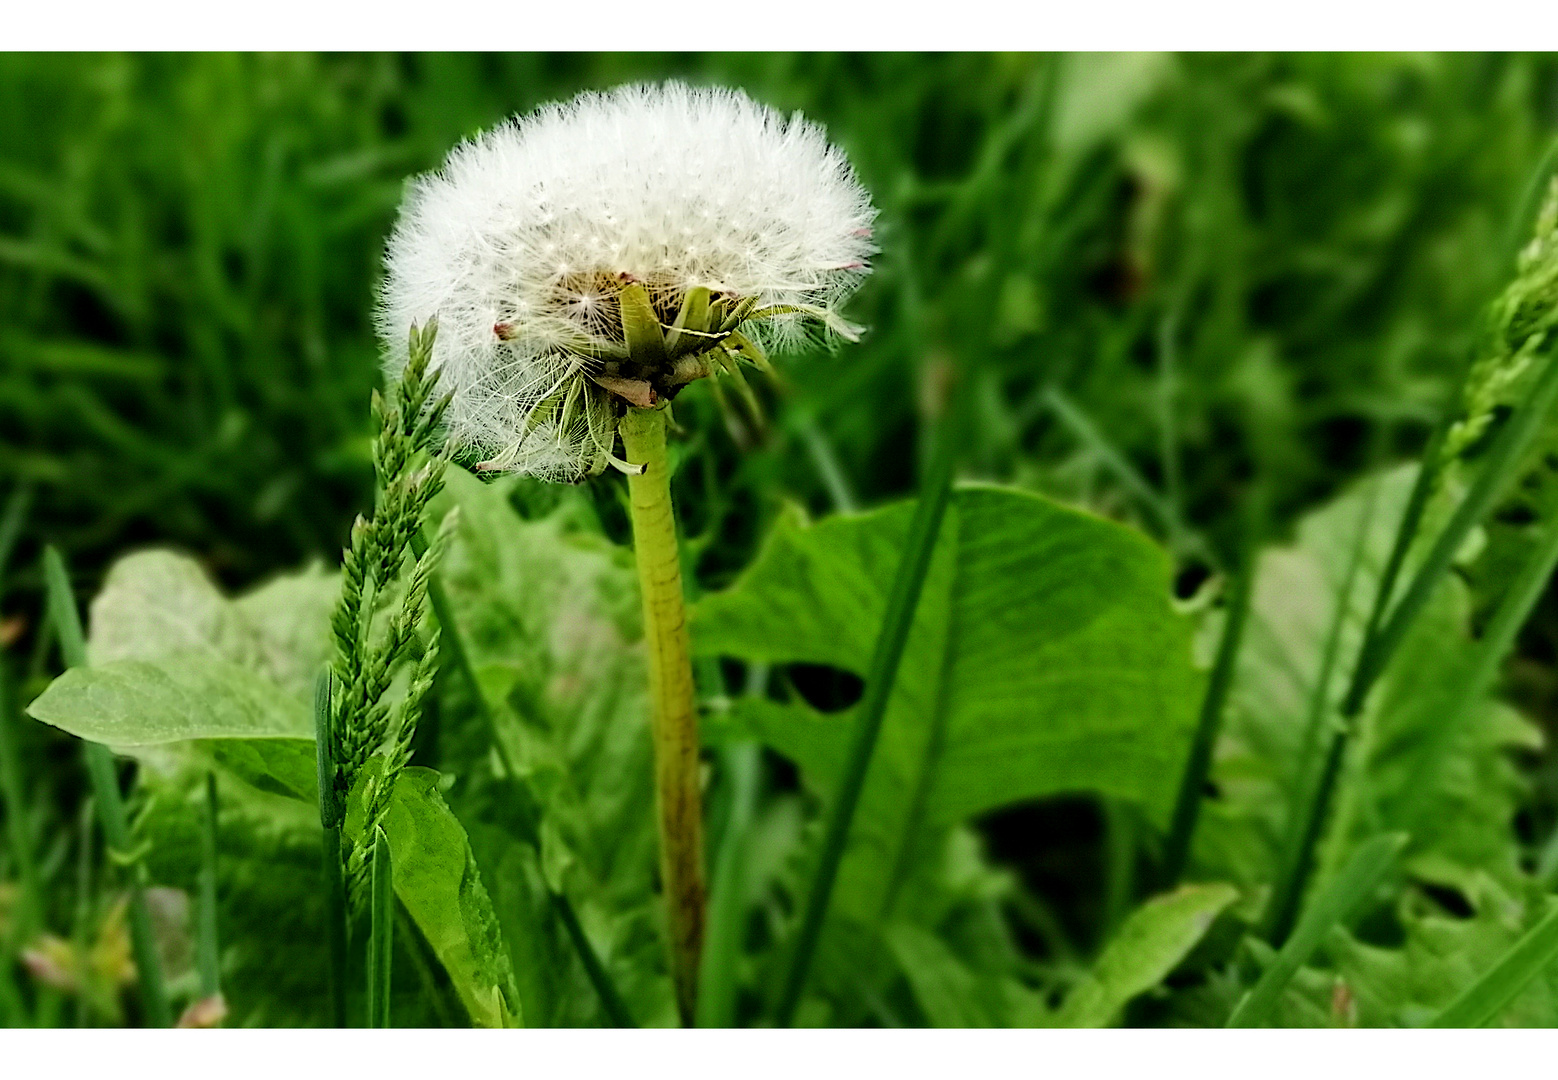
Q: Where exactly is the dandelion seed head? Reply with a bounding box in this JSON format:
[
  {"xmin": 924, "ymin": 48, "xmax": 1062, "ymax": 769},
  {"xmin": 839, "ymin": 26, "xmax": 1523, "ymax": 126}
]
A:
[{"xmin": 377, "ymin": 81, "xmax": 877, "ymax": 481}]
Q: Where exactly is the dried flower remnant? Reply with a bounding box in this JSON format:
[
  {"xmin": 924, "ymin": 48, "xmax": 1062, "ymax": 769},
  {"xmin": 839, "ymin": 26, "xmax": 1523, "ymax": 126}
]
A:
[{"xmin": 376, "ymin": 81, "xmax": 877, "ymax": 480}]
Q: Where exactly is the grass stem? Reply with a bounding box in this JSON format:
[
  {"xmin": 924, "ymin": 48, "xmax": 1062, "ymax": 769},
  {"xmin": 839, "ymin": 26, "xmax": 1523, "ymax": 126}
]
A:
[
  {"xmin": 773, "ymin": 392, "xmax": 960, "ymax": 1028},
  {"xmin": 1227, "ymin": 833, "xmax": 1404, "ymax": 1027},
  {"xmin": 1161, "ymin": 553, "xmax": 1254, "ymax": 887},
  {"xmin": 313, "ymin": 670, "xmax": 348, "ymax": 1027},
  {"xmin": 1430, "ymin": 899, "xmax": 1558, "ymax": 1027},
  {"xmin": 366, "ymin": 825, "xmax": 393, "ymax": 1028},
  {"xmin": 1266, "ymin": 353, "xmax": 1558, "ymax": 944},
  {"xmin": 43, "ymin": 545, "xmax": 172, "ymax": 1028},
  {"xmin": 554, "ymin": 890, "xmax": 636, "ymax": 1028}
]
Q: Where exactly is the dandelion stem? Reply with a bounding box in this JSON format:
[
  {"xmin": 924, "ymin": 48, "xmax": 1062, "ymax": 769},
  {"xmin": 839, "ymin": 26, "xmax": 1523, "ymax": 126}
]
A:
[
  {"xmin": 43, "ymin": 545, "xmax": 172, "ymax": 1028},
  {"xmin": 618, "ymin": 404, "xmax": 705, "ymax": 1027}
]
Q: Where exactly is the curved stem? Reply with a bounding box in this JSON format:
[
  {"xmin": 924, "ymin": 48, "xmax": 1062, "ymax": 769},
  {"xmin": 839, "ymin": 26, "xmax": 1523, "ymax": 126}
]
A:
[{"xmin": 618, "ymin": 405, "xmax": 705, "ymax": 1027}]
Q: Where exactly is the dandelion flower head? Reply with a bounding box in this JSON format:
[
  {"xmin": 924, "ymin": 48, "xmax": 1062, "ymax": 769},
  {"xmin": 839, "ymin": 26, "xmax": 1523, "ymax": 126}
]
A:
[{"xmin": 377, "ymin": 81, "xmax": 877, "ymax": 481}]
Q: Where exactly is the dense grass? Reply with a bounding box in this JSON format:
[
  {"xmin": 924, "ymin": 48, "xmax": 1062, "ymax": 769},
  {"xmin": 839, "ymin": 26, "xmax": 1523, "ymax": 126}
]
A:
[{"xmin": 5, "ymin": 53, "xmax": 1558, "ymax": 1027}]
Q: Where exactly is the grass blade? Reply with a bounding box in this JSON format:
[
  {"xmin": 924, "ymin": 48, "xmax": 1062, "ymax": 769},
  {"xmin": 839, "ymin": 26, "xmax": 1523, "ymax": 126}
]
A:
[
  {"xmin": 314, "ymin": 669, "xmax": 348, "ymax": 1027},
  {"xmin": 554, "ymin": 890, "xmax": 635, "ymax": 1028},
  {"xmin": 1430, "ymin": 901, "xmax": 1558, "ymax": 1027},
  {"xmin": 1161, "ymin": 553, "xmax": 1254, "ymax": 887},
  {"xmin": 1350, "ymin": 350, "xmax": 1558, "ymax": 717},
  {"xmin": 696, "ymin": 742, "xmax": 761, "ymax": 1028},
  {"xmin": 1227, "ymin": 833, "xmax": 1406, "ymax": 1028},
  {"xmin": 1267, "ymin": 354, "xmax": 1558, "ymax": 946},
  {"xmin": 43, "ymin": 545, "xmax": 172, "ymax": 1028},
  {"xmin": 366, "ymin": 824, "xmax": 393, "ymax": 1028},
  {"xmin": 773, "ymin": 392, "xmax": 960, "ymax": 1028}
]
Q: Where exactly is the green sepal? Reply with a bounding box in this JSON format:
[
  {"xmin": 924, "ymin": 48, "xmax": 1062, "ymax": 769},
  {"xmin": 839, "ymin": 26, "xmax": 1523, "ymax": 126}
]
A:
[
  {"xmin": 619, "ymin": 283, "xmax": 667, "ymax": 367},
  {"xmin": 665, "ymin": 286, "xmax": 712, "ymax": 358}
]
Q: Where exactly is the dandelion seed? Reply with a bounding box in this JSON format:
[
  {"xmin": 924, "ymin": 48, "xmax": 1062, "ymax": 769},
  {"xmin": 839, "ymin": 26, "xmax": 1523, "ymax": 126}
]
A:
[{"xmin": 376, "ymin": 81, "xmax": 877, "ymax": 481}]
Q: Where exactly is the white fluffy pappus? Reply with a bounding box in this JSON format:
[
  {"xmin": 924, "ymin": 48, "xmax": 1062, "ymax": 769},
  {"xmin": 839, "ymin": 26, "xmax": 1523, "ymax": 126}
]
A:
[{"xmin": 377, "ymin": 81, "xmax": 877, "ymax": 482}]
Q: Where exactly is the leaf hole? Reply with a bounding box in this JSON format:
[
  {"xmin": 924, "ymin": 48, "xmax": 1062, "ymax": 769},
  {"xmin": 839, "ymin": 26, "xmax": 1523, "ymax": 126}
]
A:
[{"xmin": 786, "ymin": 662, "xmax": 864, "ymax": 714}]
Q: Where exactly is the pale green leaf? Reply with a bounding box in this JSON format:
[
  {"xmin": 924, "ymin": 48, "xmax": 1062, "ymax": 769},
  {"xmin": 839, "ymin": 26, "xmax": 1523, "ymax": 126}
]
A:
[
  {"xmin": 381, "ymin": 767, "xmax": 524, "ymax": 1028},
  {"xmin": 1055, "ymin": 883, "xmax": 1238, "ymax": 1027}
]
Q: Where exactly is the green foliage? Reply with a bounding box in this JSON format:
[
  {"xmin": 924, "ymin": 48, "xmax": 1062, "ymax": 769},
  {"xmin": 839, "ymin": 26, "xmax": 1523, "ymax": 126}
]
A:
[
  {"xmin": 374, "ymin": 768, "xmax": 521, "ymax": 1028},
  {"xmin": 6, "ymin": 52, "xmax": 1558, "ymax": 1030},
  {"xmin": 1054, "ymin": 883, "xmax": 1238, "ymax": 1027},
  {"xmin": 693, "ymin": 484, "xmax": 1203, "ymax": 1010}
]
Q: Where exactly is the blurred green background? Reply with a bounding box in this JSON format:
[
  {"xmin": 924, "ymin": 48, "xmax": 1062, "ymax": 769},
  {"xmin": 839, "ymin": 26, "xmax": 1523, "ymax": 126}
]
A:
[{"xmin": 5, "ymin": 52, "xmax": 1558, "ymax": 1025}]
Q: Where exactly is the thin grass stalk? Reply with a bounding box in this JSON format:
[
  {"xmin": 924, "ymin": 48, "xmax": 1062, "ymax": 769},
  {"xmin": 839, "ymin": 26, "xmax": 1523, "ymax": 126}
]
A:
[
  {"xmin": 413, "ymin": 534, "xmax": 637, "ymax": 1026},
  {"xmin": 696, "ymin": 742, "xmax": 761, "ymax": 1028},
  {"xmin": 195, "ymin": 771, "xmax": 221, "ymax": 1002},
  {"xmin": 618, "ymin": 405, "xmax": 705, "ymax": 1026},
  {"xmin": 1429, "ymin": 901, "xmax": 1558, "ymax": 1027},
  {"xmin": 773, "ymin": 394, "xmax": 961, "ymax": 1028},
  {"xmin": 313, "ymin": 670, "xmax": 348, "ymax": 1027},
  {"xmin": 1227, "ymin": 833, "xmax": 1405, "ymax": 1028},
  {"xmin": 42, "ymin": 545, "xmax": 172, "ymax": 1028},
  {"xmin": 1161, "ymin": 553, "xmax": 1254, "ymax": 887},
  {"xmin": 1267, "ymin": 355, "xmax": 1558, "ymax": 944},
  {"xmin": 554, "ymin": 890, "xmax": 635, "ymax": 1028},
  {"xmin": 366, "ymin": 825, "xmax": 393, "ymax": 1028}
]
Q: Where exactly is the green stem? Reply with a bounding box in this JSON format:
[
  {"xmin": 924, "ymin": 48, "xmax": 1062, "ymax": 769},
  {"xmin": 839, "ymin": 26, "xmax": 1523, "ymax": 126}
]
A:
[
  {"xmin": 1227, "ymin": 833, "xmax": 1405, "ymax": 1028},
  {"xmin": 554, "ymin": 890, "xmax": 635, "ymax": 1028},
  {"xmin": 618, "ymin": 405, "xmax": 706, "ymax": 1027},
  {"xmin": 773, "ymin": 397, "xmax": 960, "ymax": 1028},
  {"xmin": 1161, "ymin": 554, "xmax": 1254, "ymax": 887},
  {"xmin": 314, "ymin": 670, "xmax": 348, "ymax": 1027},
  {"xmin": 366, "ymin": 825, "xmax": 393, "ymax": 1028},
  {"xmin": 696, "ymin": 742, "xmax": 761, "ymax": 1028},
  {"xmin": 196, "ymin": 771, "xmax": 221, "ymax": 1001},
  {"xmin": 415, "ymin": 536, "xmax": 635, "ymax": 1027},
  {"xmin": 43, "ymin": 545, "xmax": 172, "ymax": 1028}
]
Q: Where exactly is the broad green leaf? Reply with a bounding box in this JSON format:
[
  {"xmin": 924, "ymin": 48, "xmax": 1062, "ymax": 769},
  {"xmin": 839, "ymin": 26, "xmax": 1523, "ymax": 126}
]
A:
[
  {"xmin": 28, "ymin": 657, "xmax": 310, "ymax": 744},
  {"xmin": 692, "ymin": 486, "xmax": 1201, "ymax": 939},
  {"xmin": 26, "ymin": 549, "xmax": 334, "ymax": 802},
  {"xmin": 1053, "ymin": 883, "xmax": 1237, "ymax": 1027},
  {"xmin": 380, "ymin": 767, "xmax": 524, "ymax": 1028}
]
